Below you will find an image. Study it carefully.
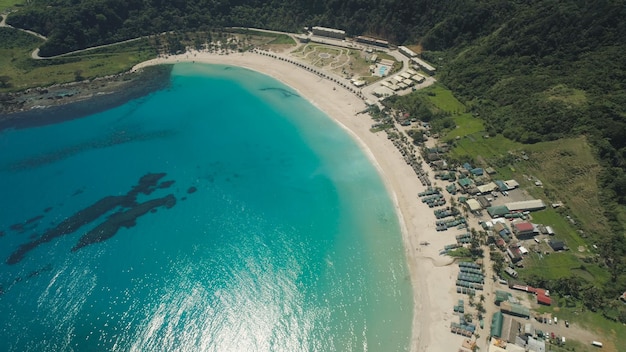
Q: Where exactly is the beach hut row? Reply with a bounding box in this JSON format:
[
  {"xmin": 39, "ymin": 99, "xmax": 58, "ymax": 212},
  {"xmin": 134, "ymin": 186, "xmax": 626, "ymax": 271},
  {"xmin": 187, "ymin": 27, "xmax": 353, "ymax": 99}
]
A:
[
  {"xmin": 421, "ymin": 194, "xmax": 443, "ymax": 203},
  {"xmin": 456, "ymin": 286, "xmax": 476, "ymax": 295},
  {"xmin": 456, "ymin": 280, "xmax": 484, "ymax": 290},
  {"xmin": 418, "ymin": 188, "xmax": 440, "ymax": 197},
  {"xmin": 435, "ymin": 217, "xmax": 465, "ymax": 230},
  {"xmin": 459, "ymin": 262, "xmax": 481, "ymax": 269},
  {"xmin": 440, "ymin": 243, "xmax": 461, "ymax": 254},
  {"xmin": 457, "ymin": 273, "xmax": 484, "ymax": 284},
  {"xmin": 456, "ymin": 233, "xmax": 471, "ymax": 244},
  {"xmin": 434, "ymin": 207, "xmax": 459, "ymax": 219},
  {"xmin": 459, "ymin": 267, "xmax": 483, "ymax": 275},
  {"xmin": 428, "ymin": 199, "xmax": 446, "ymax": 208},
  {"xmin": 453, "ymin": 299, "xmax": 465, "ymax": 313},
  {"xmin": 389, "ymin": 134, "xmax": 431, "ymax": 187},
  {"xmin": 253, "ymin": 49, "xmax": 365, "ymax": 99},
  {"xmin": 450, "ymin": 322, "xmax": 475, "ymax": 337}
]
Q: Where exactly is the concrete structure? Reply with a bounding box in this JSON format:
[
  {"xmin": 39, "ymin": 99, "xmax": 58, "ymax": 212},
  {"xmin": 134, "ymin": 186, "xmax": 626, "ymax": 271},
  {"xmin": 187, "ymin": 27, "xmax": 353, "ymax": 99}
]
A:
[
  {"xmin": 487, "ymin": 338, "xmax": 526, "ymax": 352},
  {"xmin": 500, "ymin": 302, "xmax": 530, "ymax": 318},
  {"xmin": 505, "ymin": 179, "xmax": 520, "ymax": 189},
  {"xmin": 355, "ymin": 35, "xmax": 389, "ymax": 47},
  {"xmin": 411, "ymin": 56, "xmax": 436, "ymax": 74},
  {"xmin": 467, "ymin": 199, "xmax": 482, "ymax": 212},
  {"xmin": 513, "ymin": 221, "xmax": 536, "ymax": 239},
  {"xmin": 412, "ymin": 74, "xmax": 425, "ymax": 83},
  {"xmin": 506, "ymin": 200, "xmax": 546, "ymax": 212},
  {"xmin": 495, "ymin": 180, "xmax": 509, "ymax": 191},
  {"xmin": 488, "ymin": 205, "xmax": 510, "ymax": 218},
  {"xmin": 478, "ymin": 182, "xmax": 498, "ymax": 193},
  {"xmin": 398, "ymin": 45, "xmax": 417, "ymax": 57},
  {"xmin": 549, "ymin": 239, "xmax": 565, "ymax": 251},
  {"xmin": 312, "ymin": 26, "xmax": 346, "ymax": 39}
]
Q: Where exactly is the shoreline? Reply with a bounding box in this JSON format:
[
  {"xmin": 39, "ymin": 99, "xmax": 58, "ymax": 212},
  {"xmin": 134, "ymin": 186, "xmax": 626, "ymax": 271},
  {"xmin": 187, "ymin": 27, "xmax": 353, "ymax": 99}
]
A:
[
  {"xmin": 132, "ymin": 50, "xmax": 463, "ymax": 351},
  {"xmin": 0, "ymin": 66, "xmax": 172, "ymax": 131}
]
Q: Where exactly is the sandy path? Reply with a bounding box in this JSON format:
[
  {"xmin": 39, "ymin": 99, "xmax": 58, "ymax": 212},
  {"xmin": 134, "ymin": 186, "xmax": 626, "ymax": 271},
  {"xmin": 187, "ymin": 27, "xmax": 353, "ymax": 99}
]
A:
[{"xmin": 132, "ymin": 50, "xmax": 464, "ymax": 351}]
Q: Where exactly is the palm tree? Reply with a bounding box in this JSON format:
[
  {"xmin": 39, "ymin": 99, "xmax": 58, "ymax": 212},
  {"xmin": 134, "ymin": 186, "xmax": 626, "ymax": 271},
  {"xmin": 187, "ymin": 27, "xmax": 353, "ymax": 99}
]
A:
[{"xmin": 479, "ymin": 294, "xmax": 485, "ymax": 303}]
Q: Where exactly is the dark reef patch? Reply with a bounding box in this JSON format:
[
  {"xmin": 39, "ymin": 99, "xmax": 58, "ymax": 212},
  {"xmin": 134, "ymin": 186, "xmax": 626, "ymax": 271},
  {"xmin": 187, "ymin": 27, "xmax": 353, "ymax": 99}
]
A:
[
  {"xmin": 187, "ymin": 186, "xmax": 197, "ymax": 194},
  {"xmin": 259, "ymin": 87, "xmax": 300, "ymax": 98},
  {"xmin": 4, "ymin": 129, "xmax": 176, "ymax": 172},
  {"xmin": 6, "ymin": 172, "xmax": 181, "ymax": 265},
  {"xmin": 72, "ymin": 194, "xmax": 176, "ymax": 252},
  {"xmin": 158, "ymin": 180, "xmax": 175, "ymax": 189},
  {"xmin": 9, "ymin": 215, "xmax": 44, "ymax": 234}
]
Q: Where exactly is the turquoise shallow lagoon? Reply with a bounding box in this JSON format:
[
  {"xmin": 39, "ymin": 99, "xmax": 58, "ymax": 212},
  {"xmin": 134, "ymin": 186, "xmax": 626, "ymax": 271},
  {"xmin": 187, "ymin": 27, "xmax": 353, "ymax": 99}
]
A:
[{"xmin": 0, "ymin": 63, "xmax": 412, "ymax": 351}]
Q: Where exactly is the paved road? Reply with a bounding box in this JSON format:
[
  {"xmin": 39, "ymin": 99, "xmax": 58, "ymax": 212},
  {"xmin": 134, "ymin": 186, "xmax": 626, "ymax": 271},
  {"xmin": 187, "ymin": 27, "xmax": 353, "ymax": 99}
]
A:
[{"xmin": 0, "ymin": 13, "xmax": 47, "ymax": 40}]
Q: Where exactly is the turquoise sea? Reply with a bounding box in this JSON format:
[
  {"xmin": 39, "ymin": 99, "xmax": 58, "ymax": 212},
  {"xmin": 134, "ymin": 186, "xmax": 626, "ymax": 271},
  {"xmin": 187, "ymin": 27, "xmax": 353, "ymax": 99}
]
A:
[{"xmin": 0, "ymin": 63, "xmax": 412, "ymax": 351}]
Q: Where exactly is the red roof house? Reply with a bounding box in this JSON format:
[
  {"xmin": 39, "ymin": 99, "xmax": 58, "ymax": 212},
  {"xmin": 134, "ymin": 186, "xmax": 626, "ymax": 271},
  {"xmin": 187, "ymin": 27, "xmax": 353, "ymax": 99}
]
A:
[{"xmin": 513, "ymin": 221, "xmax": 536, "ymax": 239}]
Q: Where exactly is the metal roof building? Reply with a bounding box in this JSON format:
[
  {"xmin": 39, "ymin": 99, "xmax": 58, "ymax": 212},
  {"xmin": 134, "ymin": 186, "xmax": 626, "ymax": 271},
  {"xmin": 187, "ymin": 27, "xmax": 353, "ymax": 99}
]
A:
[
  {"xmin": 312, "ymin": 26, "xmax": 346, "ymax": 39},
  {"xmin": 478, "ymin": 182, "xmax": 498, "ymax": 193},
  {"xmin": 491, "ymin": 311, "xmax": 503, "ymax": 338},
  {"xmin": 488, "ymin": 205, "xmax": 510, "ymax": 218},
  {"xmin": 500, "ymin": 302, "xmax": 530, "ymax": 318},
  {"xmin": 505, "ymin": 179, "xmax": 520, "ymax": 189},
  {"xmin": 506, "ymin": 200, "xmax": 546, "ymax": 212},
  {"xmin": 467, "ymin": 199, "xmax": 482, "ymax": 211}
]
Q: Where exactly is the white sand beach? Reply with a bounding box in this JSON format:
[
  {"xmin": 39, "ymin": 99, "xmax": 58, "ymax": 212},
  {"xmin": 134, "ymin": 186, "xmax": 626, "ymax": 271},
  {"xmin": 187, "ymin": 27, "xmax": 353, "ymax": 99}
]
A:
[{"xmin": 132, "ymin": 50, "xmax": 464, "ymax": 351}]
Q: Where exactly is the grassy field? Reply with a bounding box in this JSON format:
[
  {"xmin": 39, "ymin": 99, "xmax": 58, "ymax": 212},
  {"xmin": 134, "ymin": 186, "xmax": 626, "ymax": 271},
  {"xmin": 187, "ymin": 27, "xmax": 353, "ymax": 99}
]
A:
[
  {"xmin": 0, "ymin": 27, "xmax": 157, "ymax": 92},
  {"xmin": 267, "ymin": 34, "xmax": 295, "ymax": 45},
  {"xmin": 411, "ymin": 84, "xmax": 486, "ymax": 140},
  {"xmin": 422, "ymin": 84, "xmax": 466, "ymax": 113},
  {"xmin": 0, "ymin": 0, "xmax": 24, "ymax": 12}
]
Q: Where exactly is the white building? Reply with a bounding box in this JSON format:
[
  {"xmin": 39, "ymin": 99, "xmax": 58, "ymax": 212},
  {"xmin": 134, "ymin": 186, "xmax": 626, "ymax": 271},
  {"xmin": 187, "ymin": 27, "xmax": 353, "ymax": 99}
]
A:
[
  {"xmin": 411, "ymin": 57, "xmax": 436, "ymax": 74},
  {"xmin": 312, "ymin": 26, "xmax": 346, "ymax": 39},
  {"xmin": 398, "ymin": 45, "xmax": 417, "ymax": 58}
]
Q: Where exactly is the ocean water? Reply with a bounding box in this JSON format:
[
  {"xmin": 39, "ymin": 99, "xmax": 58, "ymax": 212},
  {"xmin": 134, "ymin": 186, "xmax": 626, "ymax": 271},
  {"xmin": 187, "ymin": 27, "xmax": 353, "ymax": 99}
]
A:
[{"xmin": 0, "ymin": 63, "xmax": 412, "ymax": 351}]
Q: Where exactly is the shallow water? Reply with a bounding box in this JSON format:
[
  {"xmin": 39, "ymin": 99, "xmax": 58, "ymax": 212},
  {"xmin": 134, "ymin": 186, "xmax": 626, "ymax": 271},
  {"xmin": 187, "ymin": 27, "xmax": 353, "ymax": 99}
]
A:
[{"xmin": 0, "ymin": 63, "xmax": 412, "ymax": 351}]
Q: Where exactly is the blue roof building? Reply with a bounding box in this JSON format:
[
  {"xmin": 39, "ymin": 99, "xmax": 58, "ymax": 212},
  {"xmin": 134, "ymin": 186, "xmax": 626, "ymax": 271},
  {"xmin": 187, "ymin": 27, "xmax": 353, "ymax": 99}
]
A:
[{"xmin": 470, "ymin": 168, "xmax": 484, "ymax": 176}]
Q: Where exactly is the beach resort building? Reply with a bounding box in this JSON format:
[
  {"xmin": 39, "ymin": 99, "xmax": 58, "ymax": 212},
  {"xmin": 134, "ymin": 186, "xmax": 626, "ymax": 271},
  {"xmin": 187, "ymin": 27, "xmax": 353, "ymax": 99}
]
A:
[
  {"xmin": 411, "ymin": 57, "xmax": 436, "ymax": 74},
  {"xmin": 398, "ymin": 45, "xmax": 417, "ymax": 58},
  {"xmin": 312, "ymin": 26, "xmax": 346, "ymax": 39},
  {"xmin": 355, "ymin": 35, "xmax": 389, "ymax": 48},
  {"xmin": 506, "ymin": 200, "xmax": 546, "ymax": 212}
]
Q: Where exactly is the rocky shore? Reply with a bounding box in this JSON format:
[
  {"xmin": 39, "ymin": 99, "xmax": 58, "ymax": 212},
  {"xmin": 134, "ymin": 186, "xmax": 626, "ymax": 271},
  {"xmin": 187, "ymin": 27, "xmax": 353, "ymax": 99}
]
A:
[{"xmin": 0, "ymin": 65, "xmax": 172, "ymax": 131}]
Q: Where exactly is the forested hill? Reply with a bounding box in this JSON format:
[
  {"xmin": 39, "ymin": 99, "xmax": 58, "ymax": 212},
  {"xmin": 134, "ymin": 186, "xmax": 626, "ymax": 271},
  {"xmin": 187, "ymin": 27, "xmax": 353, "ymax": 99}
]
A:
[
  {"xmin": 6, "ymin": 1, "xmax": 626, "ymax": 212},
  {"xmin": 433, "ymin": 0, "xmax": 626, "ymax": 219},
  {"xmin": 7, "ymin": 0, "xmax": 511, "ymax": 57}
]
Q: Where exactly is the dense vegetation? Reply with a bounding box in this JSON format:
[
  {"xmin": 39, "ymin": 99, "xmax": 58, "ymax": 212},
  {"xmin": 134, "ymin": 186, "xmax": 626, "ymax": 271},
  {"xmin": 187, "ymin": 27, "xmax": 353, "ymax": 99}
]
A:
[{"xmin": 4, "ymin": 0, "xmax": 626, "ymax": 326}]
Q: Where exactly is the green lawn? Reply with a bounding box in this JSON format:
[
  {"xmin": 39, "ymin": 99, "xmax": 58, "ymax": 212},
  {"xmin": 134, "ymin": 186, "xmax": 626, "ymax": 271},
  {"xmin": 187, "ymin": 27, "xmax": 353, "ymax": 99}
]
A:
[
  {"xmin": 422, "ymin": 84, "xmax": 466, "ymax": 113},
  {"xmin": 268, "ymin": 34, "xmax": 295, "ymax": 45},
  {"xmin": 0, "ymin": 0, "xmax": 24, "ymax": 12},
  {"xmin": 520, "ymin": 251, "xmax": 582, "ymax": 280},
  {"xmin": 448, "ymin": 132, "xmax": 522, "ymax": 162},
  {"xmin": 445, "ymin": 113, "xmax": 485, "ymax": 140},
  {"xmin": 530, "ymin": 209, "xmax": 587, "ymax": 250}
]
